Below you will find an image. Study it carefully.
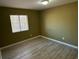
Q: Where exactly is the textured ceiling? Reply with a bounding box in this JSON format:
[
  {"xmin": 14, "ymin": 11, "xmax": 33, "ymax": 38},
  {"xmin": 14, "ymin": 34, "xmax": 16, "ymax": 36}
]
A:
[{"xmin": 0, "ymin": 0, "xmax": 77, "ymax": 10}]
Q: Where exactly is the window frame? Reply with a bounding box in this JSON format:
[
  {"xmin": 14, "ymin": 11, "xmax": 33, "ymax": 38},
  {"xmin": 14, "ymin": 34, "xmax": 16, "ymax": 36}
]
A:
[{"xmin": 10, "ymin": 15, "xmax": 29, "ymax": 33}]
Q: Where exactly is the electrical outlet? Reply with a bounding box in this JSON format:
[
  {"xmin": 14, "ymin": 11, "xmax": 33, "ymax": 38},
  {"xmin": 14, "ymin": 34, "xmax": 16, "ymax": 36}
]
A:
[
  {"xmin": 30, "ymin": 34, "xmax": 33, "ymax": 36},
  {"xmin": 62, "ymin": 37, "xmax": 64, "ymax": 40}
]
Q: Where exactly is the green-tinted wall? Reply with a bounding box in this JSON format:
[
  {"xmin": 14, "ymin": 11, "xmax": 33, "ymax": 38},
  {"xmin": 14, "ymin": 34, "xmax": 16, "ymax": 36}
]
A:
[
  {"xmin": 0, "ymin": 7, "xmax": 40, "ymax": 47},
  {"xmin": 41, "ymin": 2, "xmax": 78, "ymax": 46}
]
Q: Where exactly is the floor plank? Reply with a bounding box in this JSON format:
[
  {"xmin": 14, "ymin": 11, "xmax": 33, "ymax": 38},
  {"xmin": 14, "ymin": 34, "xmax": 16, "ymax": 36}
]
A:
[{"xmin": 1, "ymin": 37, "xmax": 78, "ymax": 59}]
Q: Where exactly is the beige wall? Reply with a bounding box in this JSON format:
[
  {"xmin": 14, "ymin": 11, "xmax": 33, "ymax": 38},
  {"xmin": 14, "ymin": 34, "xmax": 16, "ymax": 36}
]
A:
[
  {"xmin": 0, "ymin": 7, "xmax": 40, "ymax": 47},
  {"xmin": 0, "ymin": 2, "xmax": 78, "ymax": 47},
  {"xmin": 41, "ymin": 2, "xmax": 78, "ymax": 46}
]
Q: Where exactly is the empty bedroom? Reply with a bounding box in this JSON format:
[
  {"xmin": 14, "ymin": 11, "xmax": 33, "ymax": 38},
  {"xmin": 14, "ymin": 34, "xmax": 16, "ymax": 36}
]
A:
[{"xmin": 0, "ymin": 0, "xmax": 78, "ymax": 59}]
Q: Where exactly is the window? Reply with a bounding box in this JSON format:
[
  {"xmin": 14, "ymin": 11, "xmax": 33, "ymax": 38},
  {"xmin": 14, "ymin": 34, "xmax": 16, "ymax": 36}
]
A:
[{"xmin": 10, "ymin": 15, "xmax": 29, "ymax": 33}]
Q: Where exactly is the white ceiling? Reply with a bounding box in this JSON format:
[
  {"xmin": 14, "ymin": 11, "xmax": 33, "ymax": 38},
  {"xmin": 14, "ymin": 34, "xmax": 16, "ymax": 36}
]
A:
[{"xmin": 0, "ymin": 0, "xmax": 77, "ymax": 10}]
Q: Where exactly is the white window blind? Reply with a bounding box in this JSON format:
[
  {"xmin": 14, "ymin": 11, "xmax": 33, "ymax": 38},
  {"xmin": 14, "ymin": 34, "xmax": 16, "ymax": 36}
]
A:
[
  {"xmin": 10, "ymin": 15, "xmax": 29, "ymax": 33},
  {"xmin": 19, "ymin": 15, "xmax": 29, "ymax": 31}
]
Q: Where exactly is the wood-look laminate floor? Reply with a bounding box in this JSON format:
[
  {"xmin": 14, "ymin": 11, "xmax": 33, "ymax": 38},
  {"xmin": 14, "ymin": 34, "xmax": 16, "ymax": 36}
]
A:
[{"xmin": 1, "ymin": 37, "xmax": 78, "ymax": 59}]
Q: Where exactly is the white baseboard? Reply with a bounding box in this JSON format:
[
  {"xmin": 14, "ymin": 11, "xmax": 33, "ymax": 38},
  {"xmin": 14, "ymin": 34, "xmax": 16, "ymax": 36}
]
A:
[
  {"xmin": 0, "ymin": 35, "xmax": 78, "ymax": 50},
  {"xmin": 0, "ymin": 35, "xmax": 41, "ymax": 50},
  {"xmin": 41, "ymin": 35, "xmax": 78, "ymax": 49},
  {"xmin": 0, "ymin": 51, "xmax": 2, "ymax": 59}
]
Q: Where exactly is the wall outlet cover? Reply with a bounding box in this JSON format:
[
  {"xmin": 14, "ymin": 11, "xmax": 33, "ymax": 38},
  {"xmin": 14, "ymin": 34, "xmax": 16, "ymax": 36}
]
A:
[{"xmin": 62, "ymin": 37, "xmax": 64, "ymax": 40}]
